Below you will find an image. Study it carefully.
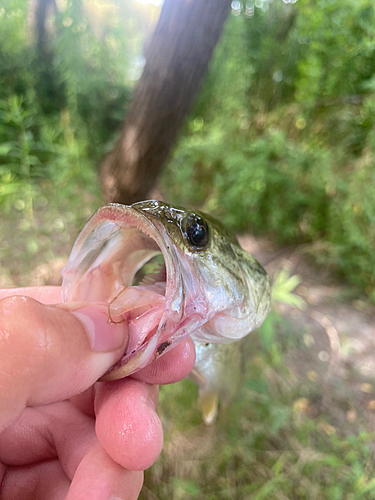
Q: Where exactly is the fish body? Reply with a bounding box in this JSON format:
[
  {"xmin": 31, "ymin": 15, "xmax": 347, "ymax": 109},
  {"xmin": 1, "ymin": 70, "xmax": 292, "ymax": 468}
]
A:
[
  {"xmin": 190, "ymin": 341, "xmax": 244, "ymax": 424},
  {"xmin": 62, "ymin": 201, "xmax": 271, "ymax": 417}
]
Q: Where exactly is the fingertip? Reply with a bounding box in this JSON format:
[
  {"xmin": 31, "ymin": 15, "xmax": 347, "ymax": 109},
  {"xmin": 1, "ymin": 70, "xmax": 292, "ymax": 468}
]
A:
[{"xmin": 95, "ymin": 380, "xmax": 163, "ymax": 471}]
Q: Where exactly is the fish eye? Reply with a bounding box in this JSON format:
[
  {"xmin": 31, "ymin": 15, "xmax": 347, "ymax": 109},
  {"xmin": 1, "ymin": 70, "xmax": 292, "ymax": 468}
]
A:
[{"xmin": 184, "ymin": 216, "xmax": 209, "ymax": 249}]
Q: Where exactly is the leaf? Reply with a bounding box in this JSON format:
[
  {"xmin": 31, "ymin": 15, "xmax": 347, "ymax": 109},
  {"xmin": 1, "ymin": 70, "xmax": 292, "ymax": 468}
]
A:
[
  {"xmin": 0, "ymin": 143, "xmax": 13, "ymax": 156},
  {"xmin": 258, "ymin": 311, "xmax": 277, "ymax": 349},
  {"xmin": 271, "ymin": 269, "xmax": 306, "ymax": 310}
]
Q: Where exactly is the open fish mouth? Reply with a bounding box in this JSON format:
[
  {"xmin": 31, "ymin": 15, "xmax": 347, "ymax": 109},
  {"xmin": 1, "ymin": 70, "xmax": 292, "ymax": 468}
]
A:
[
  {"xmin": 62, "ymin": 200, "xmax": 271, "ymax": 381},
  {"xmin": 62, "ymin": 203, "xmax": 198, "ymax": 380}
]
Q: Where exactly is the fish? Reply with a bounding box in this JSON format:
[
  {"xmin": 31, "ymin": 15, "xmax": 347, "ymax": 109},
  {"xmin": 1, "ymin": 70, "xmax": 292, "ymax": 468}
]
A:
[{"xmin": 61, "ymin": 200, "xmax": 271, "ymax": 421}]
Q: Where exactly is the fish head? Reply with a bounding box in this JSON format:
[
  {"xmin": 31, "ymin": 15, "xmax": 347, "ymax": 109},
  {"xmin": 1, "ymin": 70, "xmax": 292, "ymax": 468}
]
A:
[
  {"xmin": 61, "ymin": 200, "xmax": 271, "ymax": 379},
  {"xmin": 132, "ymin": 201, "xmax": 271, "ymax": 342}
]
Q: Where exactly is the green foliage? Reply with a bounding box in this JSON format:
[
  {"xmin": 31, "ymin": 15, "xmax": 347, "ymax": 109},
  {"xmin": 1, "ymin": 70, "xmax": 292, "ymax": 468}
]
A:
[
  {"xmin": 0, "ymin": 89, "xmax": 100, "ymax": 285},
  {"xmin": 0, "ymin": 0, "xmax": 145, "ymax": 282},
  {"xmin": 0, "ymin": 0, "xmax": 144, "ymax": 215},
  {"xmin": 272, "ymin": 269, "xmax": 306, "ymax": 309},
  {"xmin": 163, "ymin": 0, "xmax": 375, "ymax": 298},
  {"xmin": 0, "ymin": 93, "xmax": 97, "ymax": 210}
]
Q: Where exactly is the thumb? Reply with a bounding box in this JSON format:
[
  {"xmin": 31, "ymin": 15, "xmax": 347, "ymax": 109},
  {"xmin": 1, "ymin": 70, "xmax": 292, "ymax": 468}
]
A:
[{"xmin": 0, "ymin": 295, "xmax": 128, "ymax": 431}]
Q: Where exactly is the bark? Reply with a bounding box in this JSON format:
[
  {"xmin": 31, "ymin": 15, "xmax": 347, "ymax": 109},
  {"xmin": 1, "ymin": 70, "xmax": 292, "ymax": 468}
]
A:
[
  {"xmin": 100, "ymin": 0, "xmax": 232, "ymax": 204},
  {"xmin": 27, "ymin": 0, "xmax": 55, "ymax": 53},
  {"xmin": 27, "ymin": 0, "xmax": 64, "ymax": 113},
  {"xmin": 36, "ymin": 0, "xmax": 54, "ymax": 55}
]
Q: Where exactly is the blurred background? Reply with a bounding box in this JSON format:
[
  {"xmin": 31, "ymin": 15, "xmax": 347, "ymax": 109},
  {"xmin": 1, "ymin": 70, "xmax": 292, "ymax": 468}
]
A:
[{"xmin": 2, "ymin": 0, "xmax": 375, "ymax": 497}]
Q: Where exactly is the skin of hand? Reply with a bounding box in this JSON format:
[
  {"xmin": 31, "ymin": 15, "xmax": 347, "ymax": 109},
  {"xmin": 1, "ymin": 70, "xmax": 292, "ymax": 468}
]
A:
[{"xmin": 0, "ymin": 287, "xmax": 196, "ymax": 500}]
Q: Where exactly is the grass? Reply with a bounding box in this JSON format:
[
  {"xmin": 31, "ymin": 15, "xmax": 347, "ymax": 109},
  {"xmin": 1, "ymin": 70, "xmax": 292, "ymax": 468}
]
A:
[
  {"xmin": 141, "ymin": 314, "xmax": 375, "ymax": 500},
  {"xmin": 0, "ymin": 180, "xmax": 101, "ymax": 287}
]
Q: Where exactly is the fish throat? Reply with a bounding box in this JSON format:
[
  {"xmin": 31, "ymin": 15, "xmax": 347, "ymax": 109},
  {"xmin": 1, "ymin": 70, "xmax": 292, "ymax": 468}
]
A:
[
  {"xmin": 99, "ymin": 223, "xmax": 173, "ymax": 378},
  {"xmin": 109, "ymin": 236, "xmax": 167, "ymax": 356}
]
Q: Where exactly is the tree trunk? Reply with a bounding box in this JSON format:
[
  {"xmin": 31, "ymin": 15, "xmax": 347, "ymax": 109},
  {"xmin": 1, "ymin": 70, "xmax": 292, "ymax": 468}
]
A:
[
  {"xmin": 28, "ymin": 0, "xmax": 65, "ymax": 113},
  {"xmin": 100, "ymin": 0, "xmax": 232, "ymax": 204}
]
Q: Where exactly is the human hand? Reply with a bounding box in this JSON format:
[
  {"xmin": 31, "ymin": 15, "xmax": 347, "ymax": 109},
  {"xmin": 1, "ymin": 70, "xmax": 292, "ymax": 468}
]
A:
[{"xmin": 0, "ymin": 287, "xmax": 195, "ymax": 499}]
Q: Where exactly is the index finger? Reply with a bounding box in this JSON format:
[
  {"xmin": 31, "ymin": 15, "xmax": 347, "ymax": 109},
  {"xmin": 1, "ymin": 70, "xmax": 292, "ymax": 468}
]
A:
[{"xmin": 0, "ymin": 286, "xmax": 62, "ymax": 304}]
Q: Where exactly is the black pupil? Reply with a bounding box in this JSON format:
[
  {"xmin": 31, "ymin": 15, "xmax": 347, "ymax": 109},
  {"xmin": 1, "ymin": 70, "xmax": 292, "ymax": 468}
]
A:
[{"xmin": 188, "ymin": 221, "xmax": 208, "ymax": 247}]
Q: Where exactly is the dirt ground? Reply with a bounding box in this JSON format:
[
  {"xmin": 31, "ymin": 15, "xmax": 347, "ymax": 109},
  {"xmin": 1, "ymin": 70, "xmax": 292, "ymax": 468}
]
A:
[{"xmin": 238, "ymin": 234, "xmax": 375, "ymax": 432}]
